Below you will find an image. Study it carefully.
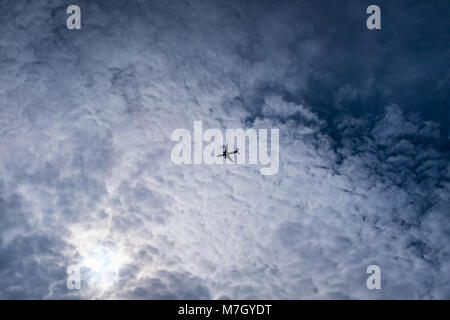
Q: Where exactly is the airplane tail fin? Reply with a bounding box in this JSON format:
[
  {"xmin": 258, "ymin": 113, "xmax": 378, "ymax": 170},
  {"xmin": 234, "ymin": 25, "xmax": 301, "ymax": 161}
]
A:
[{"xmin": 236, "ymin": 147, "xmax": 240, "ymax": 154}]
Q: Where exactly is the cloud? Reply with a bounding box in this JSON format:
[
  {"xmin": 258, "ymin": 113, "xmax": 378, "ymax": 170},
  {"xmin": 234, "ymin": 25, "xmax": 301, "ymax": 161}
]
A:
[{"xmin": 0, "ymin": 0, "xmax": 449, "ymax": 299}]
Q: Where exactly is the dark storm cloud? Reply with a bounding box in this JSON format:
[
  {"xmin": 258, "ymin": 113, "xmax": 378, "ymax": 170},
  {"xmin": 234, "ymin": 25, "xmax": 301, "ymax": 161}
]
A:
[
  {"xmin": 236, "ymin": 0, "xmax": 450, "ymax": 148},
  {"xmin": 0, "ymin": 0, "xmax": 449, "ymax": 299}
]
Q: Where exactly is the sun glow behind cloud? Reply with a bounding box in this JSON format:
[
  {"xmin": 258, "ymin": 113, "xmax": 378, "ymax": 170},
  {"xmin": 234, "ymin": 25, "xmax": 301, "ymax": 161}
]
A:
[{"xmin": 67, "ymin": 219, "xmax": 130, "ymax": 295}]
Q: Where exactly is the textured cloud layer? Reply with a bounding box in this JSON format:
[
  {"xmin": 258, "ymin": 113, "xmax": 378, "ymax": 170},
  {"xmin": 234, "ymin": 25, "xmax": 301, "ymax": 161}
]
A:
[{"xmin": 0, "ymin": 0, "xmax": 449, "ymax": 299}]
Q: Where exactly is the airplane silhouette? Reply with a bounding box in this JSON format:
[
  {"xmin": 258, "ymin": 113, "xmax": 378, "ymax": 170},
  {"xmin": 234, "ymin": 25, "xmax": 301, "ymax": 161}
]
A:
[{"xmin": 217, "ymin": 144, "xmax": 239, "ymax": 162}]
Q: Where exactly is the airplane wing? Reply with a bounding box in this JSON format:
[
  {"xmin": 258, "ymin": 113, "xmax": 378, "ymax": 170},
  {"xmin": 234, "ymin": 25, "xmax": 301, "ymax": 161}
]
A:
[{"xmin": 226, "ymin": 154, "xmax": 233, "ymax": 162}]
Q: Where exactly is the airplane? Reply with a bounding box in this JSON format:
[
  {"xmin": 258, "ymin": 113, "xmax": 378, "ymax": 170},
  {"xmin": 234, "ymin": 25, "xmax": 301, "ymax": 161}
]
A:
[{"xmin": 217, "ymin": 144, "xmax": 239, "ymax": 162}]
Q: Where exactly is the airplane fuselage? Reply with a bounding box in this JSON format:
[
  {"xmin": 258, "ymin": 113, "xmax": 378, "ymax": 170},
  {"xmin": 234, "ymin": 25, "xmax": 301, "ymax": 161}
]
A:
[{"xmin": 220, "ymin": 150, "xmax": 238, "ymax": 157}]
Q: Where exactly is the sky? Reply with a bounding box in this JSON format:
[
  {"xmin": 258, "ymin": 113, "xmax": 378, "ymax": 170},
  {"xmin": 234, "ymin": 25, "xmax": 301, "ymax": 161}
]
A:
[{"xmin": 0, "ymin": 0, "xmax": 449, "ymax": 299}]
